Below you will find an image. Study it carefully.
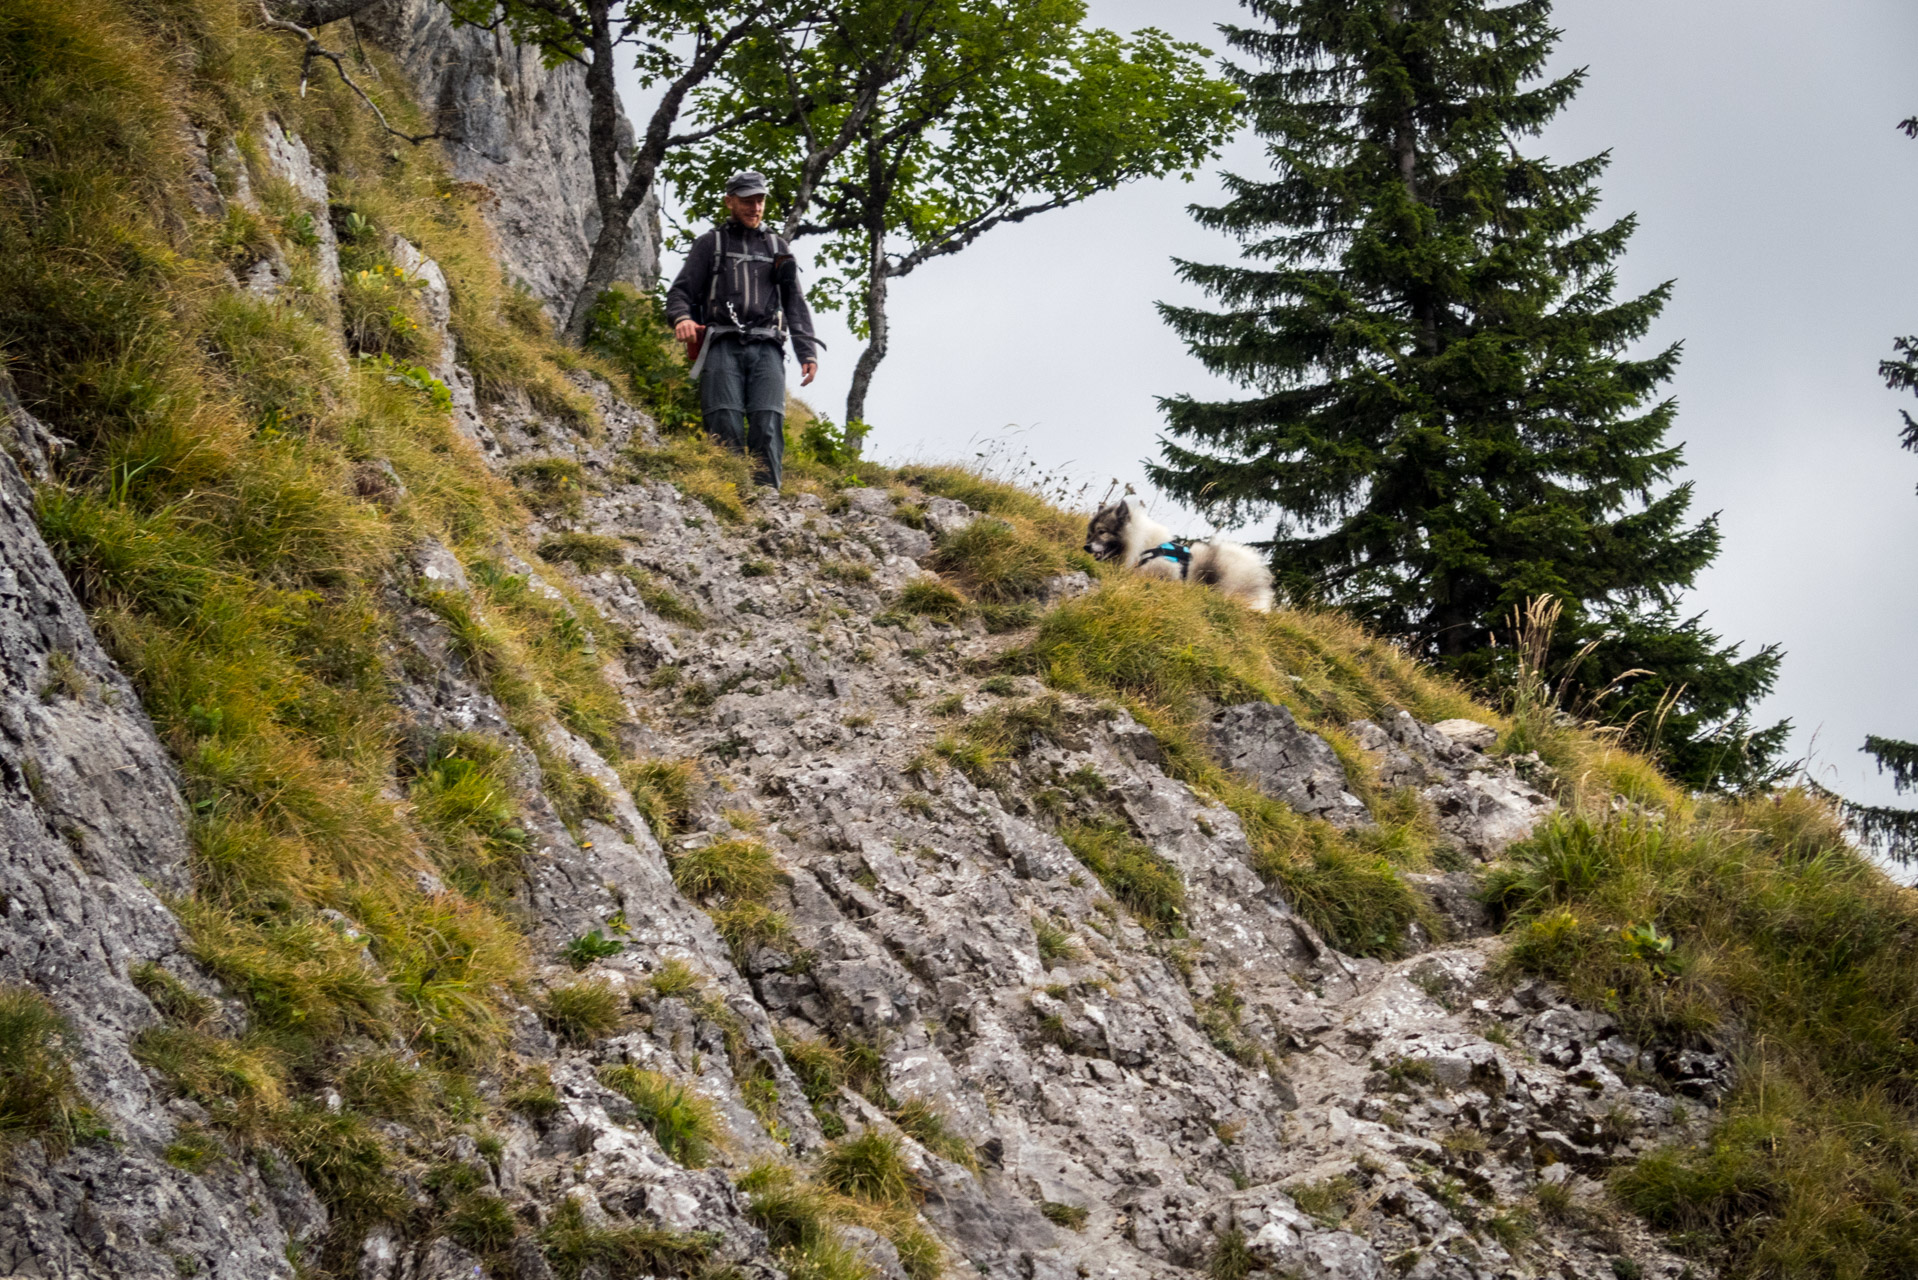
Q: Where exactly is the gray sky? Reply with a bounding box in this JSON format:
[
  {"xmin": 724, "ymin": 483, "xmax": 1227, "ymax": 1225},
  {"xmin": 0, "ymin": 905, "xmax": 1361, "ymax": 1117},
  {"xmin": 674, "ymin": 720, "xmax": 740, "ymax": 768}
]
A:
[{"xmin": 627, "ymin": 0, "xmax": 1918, "ymax": 807}]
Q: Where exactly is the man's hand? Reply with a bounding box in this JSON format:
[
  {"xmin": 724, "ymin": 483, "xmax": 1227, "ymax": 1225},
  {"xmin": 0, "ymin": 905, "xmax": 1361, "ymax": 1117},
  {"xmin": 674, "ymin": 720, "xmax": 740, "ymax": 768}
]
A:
[
  {"xmin": 801, "ymin": 361, "xmax": 818, "ymax": 387},
  {"xmin": 673, "ymin": 318, "xmax": 699, "ymax": 344}
]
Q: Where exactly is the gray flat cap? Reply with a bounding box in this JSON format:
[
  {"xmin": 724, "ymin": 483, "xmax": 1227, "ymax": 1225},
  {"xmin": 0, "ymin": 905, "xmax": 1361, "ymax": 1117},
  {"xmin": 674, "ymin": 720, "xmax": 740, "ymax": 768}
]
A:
[{"xmin": 725, "ymin": 170, "xmax": 769, "ymax": 197}]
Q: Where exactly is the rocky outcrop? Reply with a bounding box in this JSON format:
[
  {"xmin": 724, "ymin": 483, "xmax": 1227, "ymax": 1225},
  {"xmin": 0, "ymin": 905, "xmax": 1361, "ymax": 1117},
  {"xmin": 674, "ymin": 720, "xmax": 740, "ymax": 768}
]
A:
[
  {"xmin": 1209, "ymin": 702, "xmax": 1369, "ymax": 826},
  {"xmin": 0, "ymin": 456, "xmax": 321, "ymax": 1278},
  {"xmin": 1352, "ymin": 711, "xmax": 1556, "ymax": 858},
  {"xmin": 359, "ymin": 0, "xmax": 661, "ymax": 313}
]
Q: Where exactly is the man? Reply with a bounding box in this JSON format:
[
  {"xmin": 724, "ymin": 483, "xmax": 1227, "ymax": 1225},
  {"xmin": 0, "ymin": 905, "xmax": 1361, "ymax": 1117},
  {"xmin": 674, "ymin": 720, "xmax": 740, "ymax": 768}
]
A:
[{"xmin": 666, "ymin": 170, "xmax": 820, "ymax": 491}]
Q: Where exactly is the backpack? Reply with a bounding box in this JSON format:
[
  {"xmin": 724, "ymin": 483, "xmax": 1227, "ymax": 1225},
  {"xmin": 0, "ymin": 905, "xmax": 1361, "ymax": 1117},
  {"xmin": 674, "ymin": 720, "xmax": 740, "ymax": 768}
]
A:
[{"xmin": 702, "ymin": 223, "xmax": 798, "ymax": 336}]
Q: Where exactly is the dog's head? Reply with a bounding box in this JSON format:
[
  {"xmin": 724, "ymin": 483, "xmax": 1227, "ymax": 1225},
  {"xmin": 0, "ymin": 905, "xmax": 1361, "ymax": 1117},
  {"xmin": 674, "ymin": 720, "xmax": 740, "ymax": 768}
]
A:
[{"xmin": 1083, "ymin": 499, "xmax": 1132, "ymax": 562}]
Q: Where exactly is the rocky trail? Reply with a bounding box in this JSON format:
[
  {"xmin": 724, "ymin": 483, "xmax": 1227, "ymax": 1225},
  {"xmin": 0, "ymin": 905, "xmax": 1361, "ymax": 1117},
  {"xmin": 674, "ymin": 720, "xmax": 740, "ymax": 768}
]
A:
[{"xmin": 365, "ymin": 326, "xmax": 1716, "ymax": 1279}]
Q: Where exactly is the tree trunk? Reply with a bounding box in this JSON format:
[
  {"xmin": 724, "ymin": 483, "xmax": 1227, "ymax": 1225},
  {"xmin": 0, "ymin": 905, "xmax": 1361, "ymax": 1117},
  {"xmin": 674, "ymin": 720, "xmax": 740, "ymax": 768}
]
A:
[
  {"xmin": 563, "ymin": 191, "xmax": 652, "ymax": 343},
  {"xmin": 844, "ymin": 226, "xmax": 889, "ymax": 427},
  {"xmin": 562, "ymin": 2, "xmax": 627, "ymax": 344}
]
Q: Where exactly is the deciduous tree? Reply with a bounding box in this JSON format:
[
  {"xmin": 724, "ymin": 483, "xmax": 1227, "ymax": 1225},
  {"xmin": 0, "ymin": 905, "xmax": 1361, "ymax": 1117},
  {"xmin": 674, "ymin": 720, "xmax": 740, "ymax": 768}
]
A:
[
  {"xmin": 667, "ymin": 0, "xmax": 1239, "ymax": 430},
  {"xmin": 446, "ymin": 0, "xmax": 817, "ymax": 341}
]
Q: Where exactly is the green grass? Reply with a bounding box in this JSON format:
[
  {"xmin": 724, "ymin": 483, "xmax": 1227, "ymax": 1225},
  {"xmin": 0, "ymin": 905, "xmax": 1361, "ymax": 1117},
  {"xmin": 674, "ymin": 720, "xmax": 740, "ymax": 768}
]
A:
[
  {"xmin": 444, "ymin": 1192, "xmax": 517, "ymax": 1253},
  {"xmin": 926, "ymin": 518, "xmax": 1064, "ymax": 603},
  {"xmin": 1486, "ymin": 792, "xmax": 1918, "ymax": 1277},
  {"xmin": 614, "ymin": 566, "xmax": 707, "ymax": 627},
  {"xmin": 539, "ymin": 1197, "xmax": 713, "ymax": 1280},
  {"xmin": 818, "ymin": 1130, "xmax": 921, "ymax": 1207},
  {"xmin": 896, "ymin": 578, "xmax": 970, "ymax": 622},
  {"xmin": 671, "ymin": 838, "xmax": 777, "ymax": 902},
  {"xmin": 541, "ymin": 980, "xmax": 624, "ymax": 1046},
  {"xmin": 0, "ymin": 987, "xmax": 89, "ymax": 1161},
  {"xmin": 1040, "ymin": 1200, "xmax": 1089, "ymax": 1230},
  {"xmin": 891, "ymin": 1097, "xmax": 978, "ymax": 1173},
  {"xmin": 539, "ymin": 532, "xmax": 626, "ymax": 571},
  {"xmin": 1032, "ymin": 916, "xmax": 1083, "ymax": 967},
  {"xmin": 599, "ymin": 1066, "xmax": 727, "ymax": 1167},
  {"xmin": 648, "ymin": 958, "xmax": 704, "ymax": 1000},
  {"xmin": 1058, "ymin": 820, "xmax": 1186, "ymax": 933},
  {"xmin": 618, "ymin": 757, "xmax": 700, "ymax": 839}
]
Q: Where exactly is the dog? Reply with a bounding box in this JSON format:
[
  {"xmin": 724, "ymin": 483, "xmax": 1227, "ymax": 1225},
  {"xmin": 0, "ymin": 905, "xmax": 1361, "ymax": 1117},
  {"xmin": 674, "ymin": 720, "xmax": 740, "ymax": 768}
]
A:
[{"xmin": 1083, "ymin": 496, "xmax": 1275, "ymax": 612}]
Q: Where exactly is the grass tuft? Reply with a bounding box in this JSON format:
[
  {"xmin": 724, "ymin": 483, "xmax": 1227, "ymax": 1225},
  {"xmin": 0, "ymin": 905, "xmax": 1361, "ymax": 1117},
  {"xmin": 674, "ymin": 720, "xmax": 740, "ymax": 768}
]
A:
[
  {"xmin": 539, "ymin": 1197, "xmax": 713, "ymax": 1280},
  {"xmin": 541, "ymin": 980, "xmax": 624, "ymax": 1046},
  {"xmin": 600, "ymin": 1065, "xmax": 727, "ymax": 1167},
  {"xmin": 818, "ymin": 1129, "xmax": 921, "ymax": 1207},
  {"xmin": 926, "ymin": 518, "xmax": 1064, "ymax": 603},
  {"xmin": 1059, "ymin": 820, "xmax": 1186, "ymax": 933},
  {"xmin": 0, "ymin": 987, "xmax": 89, "ymax": 1160}
]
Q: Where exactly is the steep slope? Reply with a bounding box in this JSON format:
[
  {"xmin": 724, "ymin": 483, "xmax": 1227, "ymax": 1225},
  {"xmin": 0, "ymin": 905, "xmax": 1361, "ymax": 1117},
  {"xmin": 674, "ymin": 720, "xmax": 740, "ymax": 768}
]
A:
[{"xmin": 4, "ymin": 3, "xmax": 1917, "ymax": 1280}]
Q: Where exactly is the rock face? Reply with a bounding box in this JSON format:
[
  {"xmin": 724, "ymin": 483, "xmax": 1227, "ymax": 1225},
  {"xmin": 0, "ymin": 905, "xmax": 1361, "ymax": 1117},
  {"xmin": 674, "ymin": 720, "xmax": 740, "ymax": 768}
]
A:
[
  {"xmin": 0, "ymin": 456, "xmax": 321, "ymax": 1278},
  {"xmin": 360, "ymin": 0, "xmax": 662, "ymax": 313},
  {"xmin": 1352, "ymin": 711, "xmax": 1556, "ymax": 858},
  {"xmin": 1209, "ymin": 702, "xmax": 1369, "ymax": 826}
]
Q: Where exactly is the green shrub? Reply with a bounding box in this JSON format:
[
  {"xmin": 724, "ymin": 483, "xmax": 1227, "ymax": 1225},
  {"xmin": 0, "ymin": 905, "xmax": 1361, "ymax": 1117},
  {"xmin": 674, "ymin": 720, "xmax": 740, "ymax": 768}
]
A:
[
  {"xmin": 600, "ymin": 1066, "xmax": 727, "ymax": 1167},
  {"xmin": 927, "ymin": 518, "xmax": 1064, "ymax": 603},
  {"xmin": 341, "ymin": 264, "xmax": 430, "ymax": 359},
  {"xmin": 563, "ymin": 930, "xmax": 625, "ymax": 970},
  {"xmin": 0, "ymin": 987, "xmax": 88, "ymax": 1159},
  {"xmin": 1040, "ymin": 1200, "xmax": 1088, "ymax": 1230},
  {"xmin": 585, "ymin": 286, "xmax": 702, "ymax": 434},
  {"xmin": 541, "ymin": 981, "xmax": 623, "ymax": 1046},
  {"xmin": 1059, "ymin": 821, "xmax": 1185, "ymax": 933}
]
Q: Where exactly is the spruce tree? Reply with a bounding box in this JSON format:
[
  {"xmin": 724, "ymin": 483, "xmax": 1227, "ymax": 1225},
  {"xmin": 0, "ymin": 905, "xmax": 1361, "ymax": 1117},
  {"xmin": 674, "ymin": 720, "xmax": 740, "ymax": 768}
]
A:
[
  {"xmin": 1152, "ymin": 0, "xmax": 1783, "ymax": 789},
  {"xmin": 1849, "ymin": 122, "xmax": 1918, "ymax": 860}
]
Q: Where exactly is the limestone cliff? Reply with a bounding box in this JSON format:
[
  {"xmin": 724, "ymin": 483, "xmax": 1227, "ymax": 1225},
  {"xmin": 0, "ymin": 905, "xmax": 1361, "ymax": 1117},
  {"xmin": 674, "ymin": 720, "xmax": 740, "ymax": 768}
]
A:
[{"xmin": 359, "ymin": 0, "xmax": 661, "ymax": 311}]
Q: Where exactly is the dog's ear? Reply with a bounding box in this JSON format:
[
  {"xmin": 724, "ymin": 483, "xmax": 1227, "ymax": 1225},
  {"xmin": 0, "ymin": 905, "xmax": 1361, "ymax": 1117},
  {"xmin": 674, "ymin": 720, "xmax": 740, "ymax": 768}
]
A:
[{"xmin": 1114, "ymin": 499, "xmax": 1131, "ymax": 529}]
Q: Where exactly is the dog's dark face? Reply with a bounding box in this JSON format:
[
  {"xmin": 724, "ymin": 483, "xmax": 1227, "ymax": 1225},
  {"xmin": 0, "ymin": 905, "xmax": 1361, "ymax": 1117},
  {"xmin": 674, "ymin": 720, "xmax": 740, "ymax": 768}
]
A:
[{"xmin": 1083, "ymin": 501, "xmax": 1130, "ymax": 561}]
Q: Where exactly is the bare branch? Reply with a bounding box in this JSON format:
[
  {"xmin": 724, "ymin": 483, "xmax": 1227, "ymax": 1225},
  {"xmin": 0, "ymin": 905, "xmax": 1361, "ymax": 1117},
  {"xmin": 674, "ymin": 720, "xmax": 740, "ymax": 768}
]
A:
[{"xmin": 257, "ymin": 1, "xmax": 449, "ymax": 145}]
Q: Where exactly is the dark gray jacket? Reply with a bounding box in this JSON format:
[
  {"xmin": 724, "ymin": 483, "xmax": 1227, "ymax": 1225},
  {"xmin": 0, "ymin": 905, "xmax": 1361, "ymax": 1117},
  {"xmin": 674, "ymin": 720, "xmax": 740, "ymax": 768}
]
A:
[{"xmin": 665, "ymin": 221, "xmax": 819, "ymax": 364}]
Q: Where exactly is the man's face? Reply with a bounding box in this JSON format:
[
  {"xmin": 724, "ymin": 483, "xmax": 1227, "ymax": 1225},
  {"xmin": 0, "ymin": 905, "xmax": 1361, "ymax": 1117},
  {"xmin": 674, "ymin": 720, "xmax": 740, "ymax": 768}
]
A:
[{"xmin": 725, "ymin": 193, "xmax": 767, "ymax": 228}]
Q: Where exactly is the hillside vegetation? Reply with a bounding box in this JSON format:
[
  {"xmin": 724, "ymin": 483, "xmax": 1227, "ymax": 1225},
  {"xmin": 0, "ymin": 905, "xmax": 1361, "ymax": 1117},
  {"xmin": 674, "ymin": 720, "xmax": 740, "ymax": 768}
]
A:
[{"xmin": 2, "ymin": 0, "xmax": 1916, "ymax": 1276}]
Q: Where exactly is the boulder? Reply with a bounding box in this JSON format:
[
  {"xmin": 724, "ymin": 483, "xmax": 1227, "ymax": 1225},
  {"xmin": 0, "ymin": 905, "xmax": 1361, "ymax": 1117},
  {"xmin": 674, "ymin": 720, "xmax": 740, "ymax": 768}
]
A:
[{"xmin": 1207, "ymin": 703, "xmax": 1368, "ymax": 827}]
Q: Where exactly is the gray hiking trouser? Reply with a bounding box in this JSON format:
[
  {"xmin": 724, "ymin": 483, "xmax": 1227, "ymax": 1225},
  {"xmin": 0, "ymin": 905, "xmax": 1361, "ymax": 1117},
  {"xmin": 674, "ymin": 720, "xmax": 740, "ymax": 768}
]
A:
[{"xmin": 699, "ymin": 335, "xmax": 785, "ymax": 489}]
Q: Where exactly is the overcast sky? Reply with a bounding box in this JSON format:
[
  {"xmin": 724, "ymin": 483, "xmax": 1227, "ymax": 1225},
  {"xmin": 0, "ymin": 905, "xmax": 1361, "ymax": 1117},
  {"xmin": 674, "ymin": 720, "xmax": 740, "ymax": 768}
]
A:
[{"xmin": 624, "ymin": 0, "xmax": 1918, "ymax": 809}]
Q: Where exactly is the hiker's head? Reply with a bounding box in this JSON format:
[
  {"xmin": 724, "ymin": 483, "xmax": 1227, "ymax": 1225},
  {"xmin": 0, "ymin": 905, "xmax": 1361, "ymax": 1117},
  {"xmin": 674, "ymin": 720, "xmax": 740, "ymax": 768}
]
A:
[{"xmin": 724, "ymin": 170, "xmax": 769, "ymax": 228}]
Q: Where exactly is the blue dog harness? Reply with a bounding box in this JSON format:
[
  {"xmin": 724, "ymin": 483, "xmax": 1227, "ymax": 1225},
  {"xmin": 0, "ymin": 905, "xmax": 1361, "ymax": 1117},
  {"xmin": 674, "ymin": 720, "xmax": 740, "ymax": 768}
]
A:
[{"xmin": 1137, "ymin": 539, "xmax": 1198, "ymax": 578}]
